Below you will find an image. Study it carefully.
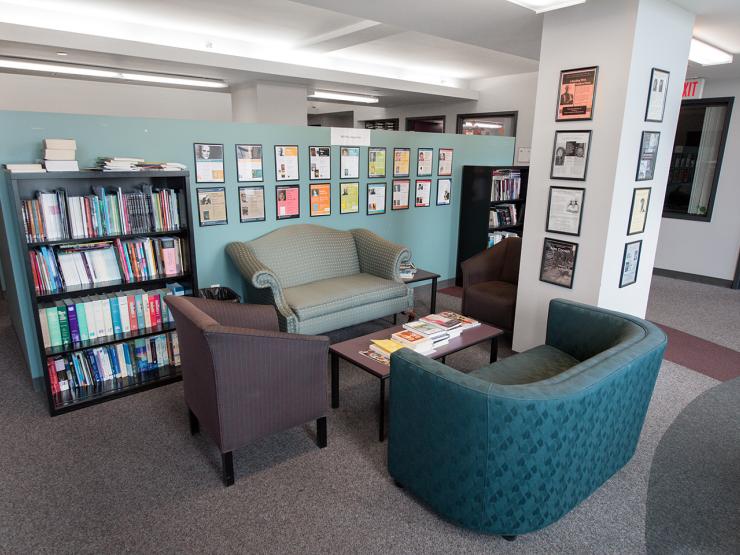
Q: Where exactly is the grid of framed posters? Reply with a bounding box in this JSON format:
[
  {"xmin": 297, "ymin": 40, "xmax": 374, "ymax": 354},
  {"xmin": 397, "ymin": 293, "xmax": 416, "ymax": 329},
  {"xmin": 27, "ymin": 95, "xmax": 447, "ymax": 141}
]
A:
[
  {"xmin": 275, "ymin": 145, "xmax": 299, "ymax": 181},
  {"xmin": 194, "ymin": 143, "xmax": 225, "ymax": 183},
  {"xmin": 393, "ymin": 148, "xmax": 410, "ymax": 177},
  {"xmin": 546, "ymin": 186, "xmax": 585, "ymax": 236},
  {"xmin": 368, "ymin": 147, "xmax": 386, "ymax": 178},
  {"xmin": 309, "ymin": 182, "xmax": 331, "ymax": 217},
  {"xmin": 551, "ymin": 130, "xmax": 592, "ymax": 180},
  {"xmin": 339, "ymin": 182, "xmax": 359, "ymax": 214},
  {"xmin": 556, "ymin": 66, "xmax": 598, "ymax": 121},
  {"xmin": 620, "ymin": 240, "xmax": 642, "ymax": 288},
  {"xmin": 417, "ymin": 148, "xmax": 433, "ymax": 176},
  {"xmin": 636, "ymin": 131, "xmax": 660, "ymax": 181},
  {"xmin": 235, "ymin": 144, "xmax": 263, "ymax": 182},
  {"xmin": 276, "ymin": 184, "xmax": 300, "ymax": 219},
  {"xmin": 340, "ymin": 147, "xmax": 360, "ymax": 179},
  {"xmin": 627, "ymin": 187, "xmax": 651, "ymax": 235},
  {"xmin": 367, "ymin": 183, "xmax": 386, "ymax": 215},
  {"xmin": 645, "ymin": 68, "xmax": 670, "ymax": 122},
  {"xmin": 197, "ymin": 187, "xmax": 228, "ymax": 226},
  {"xmin": 437, "ymin": 178, "xmax": 451, "ymax": 205},
  {"xmin": 438, "ymin": 148, "xmax": 453, "ymax": 176},
  {"xmin": 309, "ymin": 146, "xmax": 331, "ymax": 180},
  {"xmin": 415, "ymin": 179, "xmax": 431, "ymax": 207},
  {"xmin": 392, "ymin": 180, "xmax": 410, "ymax": 210},
  {"xmin": 238, "ymin": 186, "xmax": 265, "ymax": 223},
  {"xmin": 540, "ymin": 238, "xmax": 578, "ymax": 289}
]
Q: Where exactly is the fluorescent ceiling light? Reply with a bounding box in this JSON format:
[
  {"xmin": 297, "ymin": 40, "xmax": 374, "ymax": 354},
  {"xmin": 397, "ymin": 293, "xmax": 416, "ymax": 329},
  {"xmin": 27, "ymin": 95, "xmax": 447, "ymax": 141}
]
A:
[
  {"xmin": 0, "ymin": 58, "xmax": 228, "ymax": 88},
  {"xmin": 689, "ymin": 38, "xmax": 733, "ymax": 66},
  {"xmin": 505, "ymin": 0, "xmax": 586, "ymax": 13},
  {"xmin": 308, "ymin": 90, "xmax": 379, "ymax": 103},
  {"xmin": 464, "ymin": 121, "xmax": 503, "ymax": 129}
]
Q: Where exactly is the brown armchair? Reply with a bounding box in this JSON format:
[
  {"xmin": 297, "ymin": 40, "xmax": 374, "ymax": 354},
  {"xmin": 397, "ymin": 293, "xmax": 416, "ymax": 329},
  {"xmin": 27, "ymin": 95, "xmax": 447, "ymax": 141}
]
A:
[
  {"xmin": 461, "ymin": 237, "xmax": 522, "ymax": 332},
  {"xmin": 165, "ymin": 296, "xmax": 329, "ymax": 486}
]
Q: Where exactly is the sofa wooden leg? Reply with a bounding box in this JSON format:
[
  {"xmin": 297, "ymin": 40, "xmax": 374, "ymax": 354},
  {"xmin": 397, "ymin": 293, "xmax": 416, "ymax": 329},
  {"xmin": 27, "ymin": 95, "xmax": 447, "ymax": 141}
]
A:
[
  {"xmin": 188, "ymin": 408, "xmax": 199, "ymax": 435},
  {"xmin": 222, "ymin": 452, "xmax": 234, "ymax": 487},
  {"xmin": 316, "ymin": 417, "xmax": 327, "ymax": 448}
]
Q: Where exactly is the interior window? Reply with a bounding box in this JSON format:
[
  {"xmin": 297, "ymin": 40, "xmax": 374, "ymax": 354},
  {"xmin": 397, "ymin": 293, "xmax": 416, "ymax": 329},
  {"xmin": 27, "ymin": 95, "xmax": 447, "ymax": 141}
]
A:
[{"xmin": 457, "ymin": 112, "xmax": 517, "ymax": 137}]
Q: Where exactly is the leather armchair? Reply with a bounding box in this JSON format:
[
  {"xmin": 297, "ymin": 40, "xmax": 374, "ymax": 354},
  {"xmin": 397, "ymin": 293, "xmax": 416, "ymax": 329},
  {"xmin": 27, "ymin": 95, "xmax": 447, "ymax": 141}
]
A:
[
  {"xmin": 165, "ymin": 296, "xmax": 329, "ymax": 486},
  {"xmin": 461, "ymin": 237, "xmax": 521, "ymax": 331}
]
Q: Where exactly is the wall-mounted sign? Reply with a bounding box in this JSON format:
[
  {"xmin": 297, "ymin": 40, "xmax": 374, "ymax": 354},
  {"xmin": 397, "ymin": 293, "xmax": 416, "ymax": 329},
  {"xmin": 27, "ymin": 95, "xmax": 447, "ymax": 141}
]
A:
[
  {"xmin": 682, "ymin": 78, "xmax": 705, "ymax": 99},
  {"xmin": 330, "ymin": 127, "xmax": 371, "ymax": 146}
]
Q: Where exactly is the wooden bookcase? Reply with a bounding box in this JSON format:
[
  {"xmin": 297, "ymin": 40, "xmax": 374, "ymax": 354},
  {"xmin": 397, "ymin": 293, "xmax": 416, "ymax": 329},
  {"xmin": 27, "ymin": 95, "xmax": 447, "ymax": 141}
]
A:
[
  {"xmin": 455, "ymin": 165, "xmax": 529, "ymax": 286},
  {"xmin": 5, "ymin": 170, "xmax": 198, "ymax": 415}
]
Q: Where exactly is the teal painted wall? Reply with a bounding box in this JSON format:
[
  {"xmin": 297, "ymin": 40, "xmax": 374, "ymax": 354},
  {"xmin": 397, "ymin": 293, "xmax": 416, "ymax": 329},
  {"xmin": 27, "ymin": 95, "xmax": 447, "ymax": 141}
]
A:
[{"xmin": 0, "ymin": 110, "xmax": 513, "ymax": 379}]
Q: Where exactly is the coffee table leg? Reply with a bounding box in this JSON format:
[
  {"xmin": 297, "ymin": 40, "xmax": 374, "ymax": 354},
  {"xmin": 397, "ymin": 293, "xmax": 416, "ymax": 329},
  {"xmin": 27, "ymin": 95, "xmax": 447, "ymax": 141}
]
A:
[
  {"xmin": 379, "ymin": 378, "xmax": 386, "ymax": 442},
  {"xmin": 430, "ymin": 277, "xmax": 438, "ymax": 313},
  {"xmin": 490, "ymin": 336, "xmax": 499, "ymax": 363},
  {"xmin": 331, "ymin": 353, "xmax": 339, "ymax": 409}
]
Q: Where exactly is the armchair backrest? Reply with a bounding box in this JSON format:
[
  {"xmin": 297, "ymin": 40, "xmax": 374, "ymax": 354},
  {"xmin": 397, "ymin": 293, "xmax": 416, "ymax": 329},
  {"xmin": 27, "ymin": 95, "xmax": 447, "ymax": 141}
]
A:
[
  {"xmin": 499, "ymin": 237, "xmax": 522, "ymax": 284},
  {"xmin": 245, "ymin": 224, "xmax": 360, "ymax": 288}
]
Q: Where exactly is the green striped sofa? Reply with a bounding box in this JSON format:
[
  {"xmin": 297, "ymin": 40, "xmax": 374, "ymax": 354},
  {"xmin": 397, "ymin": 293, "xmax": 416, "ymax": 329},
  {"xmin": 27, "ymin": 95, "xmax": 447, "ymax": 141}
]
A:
[{"xmin": 226, "ymin": 224, "xmax": 413, "ymax": 335}]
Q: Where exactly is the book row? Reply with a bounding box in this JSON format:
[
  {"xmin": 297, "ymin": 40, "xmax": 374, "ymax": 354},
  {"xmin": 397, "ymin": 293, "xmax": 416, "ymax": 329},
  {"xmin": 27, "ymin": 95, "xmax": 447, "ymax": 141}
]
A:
[
  {"xmin": 489, "ymin": 204, "xmax": 519, "ymax": 228},
  {"xmin": 38, "ymin": 284, "xmax": 185, "ymax": 350},
  {"xmin": 47, "ymin": 331, "xmax": 181, "ymax": 394},
  {"xmin": 491, "ymin": 170, "xmax": 522, "ymax": 202},
  {"xmin": 29, "ymin": 236, "xmax": 188, "ymax": 295}
]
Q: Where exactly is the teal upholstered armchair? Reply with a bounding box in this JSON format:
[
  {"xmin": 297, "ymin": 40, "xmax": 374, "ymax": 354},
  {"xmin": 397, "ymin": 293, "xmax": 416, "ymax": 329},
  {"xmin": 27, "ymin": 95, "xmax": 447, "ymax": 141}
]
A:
[{"xmin": 388, "ymin": 299, "xmax": 667, "ymax": 537}]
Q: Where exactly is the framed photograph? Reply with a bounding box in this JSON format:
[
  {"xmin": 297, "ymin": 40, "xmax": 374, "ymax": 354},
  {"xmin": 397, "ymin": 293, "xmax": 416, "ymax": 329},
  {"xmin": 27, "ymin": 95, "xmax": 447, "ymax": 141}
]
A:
[
  {"xmin": 539, "ymin": 238, "xmax": 578, "ymax": 289},
  {"xmin": 438, "ymin": 148, "xmax": 453, "ymax": 176},
  {"xmin": 235, "ymin": 144, "xmax": 263, "ymax": 182},
  {"xmin": 546, "ymin": 186, "xmax": 585, "ymax": 236},
  {"xmin": 627, "ymin": 187, "xmax": 651, "ymax": 235},
  {"xmin": 393, "ymin": 147, "xmax": 410, "ymax": 177},
  {"xmin": 275, "ymin": 145, "xmax": 299, "ymax": 181},
  {"xmin": 620, "ymin": 240, "xmax": 643, "ymax": 288},
  {"xmin": 368, "ymin": 147, "xmax": 387, "ymax": 178},
  {"xmin": 193, "ymin": 143, "xmax": 225, "ymax": 183},
  {"xmin": 276, "ymin": 184, "xmax": 300, "ymax": 220},
  {"xmin": 436, "ymin": 178, "xmax": 452, "ymax": 206},
  {"xmin": 551, "ymin": 130, "xmax": 592, "ymax": 181},
  {"xmin": 636, "ymin": 131, "xmax": 660, "ymax": 181},
  {"xmin": 196, "ymin": 187, "xmax": 227, "ymax": 226},
  {"xmin": 238, "ymin": 186, "xmax": 265, "ymax": 223},
  {"xmin": 309, "ymin": 146, "xmax": 331, "ymax": 180},
  {"xmin": 415, "ymin": 179, "xmax": 432, "ymax": 207},
  {"xmin": 309, "ymin": 182, "xmax": 331, "ymax": 217},
  {"xmin": 367, "ymin": 183, "xmax": 386, "ymax": 215},
  {"xmin": 556, "ymin": 66, "xmax": 598, "ymax": 121},
  {"xmin": 339, "ymin": 182, "xmax": 359, "ymax": 214},
  {"xmin": 645, "ymin": 68, "xmax": 670, "ymax": 123},
  {"xmin": 340, "ymin": 146, "xmax": 360, "ymax": 179},
  {"xmin": 417, "ymin": 148, "xmax": 433, "ymax": 177},
  {"xmin": 391, "ymin": 179, "xmax": 410, "ymax": 210}
]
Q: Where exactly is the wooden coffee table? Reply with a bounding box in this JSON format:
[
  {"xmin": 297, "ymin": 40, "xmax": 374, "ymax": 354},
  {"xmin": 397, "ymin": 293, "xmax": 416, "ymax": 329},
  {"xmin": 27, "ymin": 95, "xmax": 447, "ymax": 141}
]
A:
[{"xmin": 329, "ymin": 322, "xmax": 504, "ymax": 441}]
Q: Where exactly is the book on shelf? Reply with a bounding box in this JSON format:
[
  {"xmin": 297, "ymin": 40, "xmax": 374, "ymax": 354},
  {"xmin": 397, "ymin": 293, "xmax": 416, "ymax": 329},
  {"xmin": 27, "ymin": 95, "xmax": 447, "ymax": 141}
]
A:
[
  {"xmin": 43, "ymin": 139, "xmax": 77, "ymax": 150},
  {"xmin": 390, "ymin": 330, "xmax": 435, "ymax": 355},
  {"xmin": 44, "ymin": 160, "xmax": 80, "ymax": 172},
  {"xmin": 491, "ymin": 169, "xmax": 521, "ymax": 202},
  {"xmin": 489, "ymin": 204, "xmax": 518, "ymax": 228},
  {"xmin": 46, "ymin": 331, "xmax": 181, "ymax": 395},
  {"xmin": 488, "ymin": 231, "xmax": 519, "ymax": 248},
  {"xmin": 96, "ymin": 157, "xmax": 145, "ymax": 172},
  {"xmin": 44, "ymin": 149, "xmax": 76, "ymax": 161},
  {"xmin": 5, "ymin": 163, "xmax": 45, "ymax": 173},
  {"xmin": 21, "ymin": 190, "xmax": 70, "ymax": 243}
]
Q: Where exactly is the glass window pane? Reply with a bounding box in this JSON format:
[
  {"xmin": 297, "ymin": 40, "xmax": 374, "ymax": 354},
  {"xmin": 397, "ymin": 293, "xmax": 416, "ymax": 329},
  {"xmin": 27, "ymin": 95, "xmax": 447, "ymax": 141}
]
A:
[{"xmin": 458, "ymin": 114, "xmax": 516, "ymax": 136}]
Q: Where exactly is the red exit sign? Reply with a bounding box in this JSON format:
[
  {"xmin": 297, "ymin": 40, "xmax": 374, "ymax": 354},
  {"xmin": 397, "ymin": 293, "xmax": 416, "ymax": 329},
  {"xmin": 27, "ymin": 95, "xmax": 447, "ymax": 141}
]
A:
[{"xmin": 683, "ymin": 78, "xmax": 705, "ymax": 99}]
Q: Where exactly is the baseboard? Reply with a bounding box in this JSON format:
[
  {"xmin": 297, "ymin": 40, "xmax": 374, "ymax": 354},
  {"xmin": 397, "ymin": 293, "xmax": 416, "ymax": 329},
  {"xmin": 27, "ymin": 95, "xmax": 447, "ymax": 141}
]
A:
[{"xmin": 653, "ymin": 268, "xmax": 733, "ymax": 288}]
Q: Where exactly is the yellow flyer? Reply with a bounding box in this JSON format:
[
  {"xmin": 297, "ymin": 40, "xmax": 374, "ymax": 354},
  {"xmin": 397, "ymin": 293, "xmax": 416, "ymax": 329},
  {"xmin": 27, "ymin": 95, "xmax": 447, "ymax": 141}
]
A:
[{"xmin": 340, "ymin": 182, "xmax": 359, "ymax": 214}]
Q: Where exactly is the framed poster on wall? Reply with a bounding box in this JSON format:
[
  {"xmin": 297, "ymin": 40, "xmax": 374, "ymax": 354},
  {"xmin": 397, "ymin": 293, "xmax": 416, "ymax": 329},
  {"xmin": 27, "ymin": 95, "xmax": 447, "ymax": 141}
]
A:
[
  {"xmin": 339, "ymin": 182, "xmax": 359, "ymax": 214},
  {"xmin": 238, "ymin": 186, "xmax": 265, "ymax": 223},
  {"xmin": 340, "ymin": 146, "xmax": 360, "ymax": 179},
  {"xmin": 309, "ymin": 146, "xmax": 331, "ymax": 180},
  {"xmin": 645, "ymin": 68, "xmax": 670, "ymax": 122},
  {"xmin": 620, "ymin": 240, "xmax": 642, "ymax": 287},
  {"xmin": 309, "ymin": 182, "xmax": 331, "ymax": 217},
  {"xmin": 235, "ymin": 144, "xmax": 263, "ymax": 182},
  {"xmin": 417, "ymin": 148, "xmax": 433, "ymax": 176},
  {"xmin": 393, "ymin": 147, "xmax": 410, "ymax": 177},
  {"xmin": 391, "ymin": 180, "xmax": 410, "ymax": 210},
  {"xmin": 276, "ymin": 184, "xmax": 300, "ymax": 219},
  {"xmin": 556, "ymin": 66, "xmax": 598, "ymax": 121},
  {"xmin": 636, "ymin": 131, "xmax": 660, "ymax": 181},
  {"xmin": 551, "ymin": 130, "xmax": 592, "ymax": 180},
  {"xmin": 546, "ymin": 186, "xmax": 585, "ymax": 236},
  {"xmin": 194, "ymin": 143, "xmax": 225, "ymax": 183},
  {"xmin": 539, "ymin": 238, "xmax": 578, "ymax": 289},
  {"xmin": 415, "ymin": 179, "xmax": 431, "ymax": 207},
  {"xmin": 197, "ymin": 187, "xmax": 227, "ymax": 226},
  {"xmin": 438, "ymin": 148, "xmax": 453, "ymax": 176},
  {"xmin": 436, "ymin": 178, "xmax": 451, "ymax": 205},
  {"xmin": 275, "ymin": 145, "xmax": 299, "ymax": 181},
  {"xmin": 368, "ymin": 147, "xmax": 387, "ymax": 178},
  {"xmin": 627, "ymin": 187, "xmax": 651, "ymax": 235},
  {"xmin": 367, "ymin": 183, "xmax": 386, "ymax": 215}
]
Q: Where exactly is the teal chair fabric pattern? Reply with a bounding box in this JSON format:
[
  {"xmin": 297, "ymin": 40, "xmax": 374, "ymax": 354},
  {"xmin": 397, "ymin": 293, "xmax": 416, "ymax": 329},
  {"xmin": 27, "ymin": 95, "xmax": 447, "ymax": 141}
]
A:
[
  {"xmin": 388, "ymin": 299, "xmax": 667, "ymax": 536},
  {"xmin": 226, "ymin": 224, "xmax": 414, "ymax": 334}
]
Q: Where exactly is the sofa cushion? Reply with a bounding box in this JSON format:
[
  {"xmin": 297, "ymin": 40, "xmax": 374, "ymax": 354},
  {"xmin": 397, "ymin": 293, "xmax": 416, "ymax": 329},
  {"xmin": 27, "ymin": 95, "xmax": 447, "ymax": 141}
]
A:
[
  {"xmin": 470, "ymin": 344, "xmax": 579, "ymax": 385},
  {"xmin": 284, "ymin": 273, "xmax": 408, "ymax": 321},
  {"xmin": 464, "ymin": 281, "xmax": 517, "ymax": 330}
]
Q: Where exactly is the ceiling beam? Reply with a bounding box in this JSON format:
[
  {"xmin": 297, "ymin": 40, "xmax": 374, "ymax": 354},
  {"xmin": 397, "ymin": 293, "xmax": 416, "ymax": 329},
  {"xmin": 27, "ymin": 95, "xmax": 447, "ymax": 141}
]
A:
[{"xmin": 296, "ymin": 21, "xmax": 403, "ymax": 53}]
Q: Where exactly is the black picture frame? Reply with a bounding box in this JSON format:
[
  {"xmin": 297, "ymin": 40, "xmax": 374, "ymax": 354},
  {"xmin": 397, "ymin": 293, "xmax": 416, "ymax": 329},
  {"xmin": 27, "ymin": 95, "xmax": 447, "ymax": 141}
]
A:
[
  {"xmin": 550, "ymin": 130, "xmax": 592, "ymax": 181},
  {"xmin": 545, "ymin": 186, "xmax": 585, "ymax": 237},
  {"xmin": 645, "ymin": 67, "xmax": 670, "ymax": 123},
  {"xmin": 556, "ymin": 66, "xmax": 598, "ymax": 122},
  {"xmin": 636, "ymin": 131, "xmax": 660, "ymax": 182},
  {"xmin": 368, "ymin": 147, "xmax": 387, "ymax": 179},
  {"xmin": 438, "ymin": 147, "xmax": 454, "ymax": 177},
  {"xmin": 414, "ymin": 179, "xmax": 432, "ymax": 207},
  {"xmin": 196, "ymin": 186, "xmax": 228, "ymax": 226},
  {"xmin": 393, "ymin": 147, "xmax": 411, "ymax": 178},
  {"xmin": 237, "ymin": 185, "xmax": 266, "ymax": 223},
  {"xmin": 339, "ymin": 182, "xmax": 360, "ymax": 214},
  {"xmin": 391, "ymin": 179, "xmax": 410, "ymax": 211},
  {"xmin": 539, "ymin": 237, "xmax": 578, "ymax": 289},
  {"xmin": 417, "ymin": 147, "xmax": 434, "ymax": 177},
  {"xmin": 339, "ymin": 146, "xmax": 360, "ymax": 179},
  {"xmin": 436, "ymin": 178, "xmax": 452, "ymax": 206},
  {"xmin": 366, "ymin": 182, "xmax": 387, "ymax": 215},
  {"xmin": 274, "ymin": 145, "xmax": 300, "ymax": 182},
  {"xmin": 627, "ymin": 187, "xmax": 652, "ymax": 235},
  {"xmin": 308, "ymin": 145, "xmax": 331, "ymax": 180},
  {"xmin": 234, "ymin": 144, "xmax": 264, "ymax": 183},
  {"xmin": 308, "ymin": 182, "xmax": 332, "ymax": 217},
  {"xmin": 620, "ymin": 240, "xmax": 643, "ymax": 288},
  {"xmin": 193, "ymin": 143, "xmax": 225, "ymax": 183},
  {"xmin": 275, "ymin": 184, "xmax": 300, "ymax": 220}
]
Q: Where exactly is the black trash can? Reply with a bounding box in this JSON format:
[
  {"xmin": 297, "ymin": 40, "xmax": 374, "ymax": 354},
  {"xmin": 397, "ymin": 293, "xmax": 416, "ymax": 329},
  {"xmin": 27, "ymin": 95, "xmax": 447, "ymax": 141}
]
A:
[{"xmin": 198, "ymin": 286, "xmax": 241, "ymax": 303}]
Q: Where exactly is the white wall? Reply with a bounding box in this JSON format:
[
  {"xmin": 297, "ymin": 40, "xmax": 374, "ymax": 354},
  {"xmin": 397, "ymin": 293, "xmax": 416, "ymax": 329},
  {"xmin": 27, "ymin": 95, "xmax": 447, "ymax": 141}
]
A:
[
  {"xmin": 0, "ymin": 73, "xmax": 232, "ymax": 120},
  {"xmin": 655, "ymin": 77, "xmax": 740, "ymax": 281}
]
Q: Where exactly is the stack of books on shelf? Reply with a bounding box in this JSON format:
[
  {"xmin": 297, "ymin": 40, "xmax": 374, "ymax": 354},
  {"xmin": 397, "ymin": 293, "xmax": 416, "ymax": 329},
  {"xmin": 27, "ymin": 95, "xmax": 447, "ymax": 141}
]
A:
[
  {"xmin": 21, "ymin": 190, "xmax": 70, "ymax": 243},
  {"xmin": 97, "ymin": 157, "xmax": 144, "ymax": 172},
  {"xmin": 46, "ymin": 331, "xmax": 181, "ymax": 394},
  {"xmin": 489, "ymin": 204, "xmax": 518, "ymax": 228},
  {"xmin": 5, "ymin": 163, "xmax": 45, "ymax": 173},
  {"xmin": 491, "ymin": 169, "xmax": 521, "ymax": 201},
  {"xmin": 115, "ymin": 236, "xmax": 187, "ymax": 282},
  {"xmin": 43, "ymin": 139, "xmax": 80, "ymax": 172},
  {"xmin": 137, "ymin": 161, "xmax": 188, "ymax": 172},
  {"xmin": 38, "ymin": 283, "xmax": 185, "ymax": 350},
  {"xmin": 488, "ymin": 230, "xmax": 519, "ymax": 248},
  {"xmin": 399, "ymin": 262, "xmax": 417, "ymax": 280}
]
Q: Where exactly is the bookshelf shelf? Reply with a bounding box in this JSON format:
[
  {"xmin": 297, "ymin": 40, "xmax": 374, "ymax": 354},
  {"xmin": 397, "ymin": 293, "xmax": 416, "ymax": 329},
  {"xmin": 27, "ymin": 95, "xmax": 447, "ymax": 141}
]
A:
[
  {"xmin": 489, "ymin": 224, "xmax": 523, "ymax": 232},
  {"xmin": 28, "ymin": 228, "xmax": 189, "ymax": 248},
  {"xmin": 36, "ymin": 272, "xmax": 193, "ymax": 302},
  {"xmin": 490, "ymin": 199, "xmax": 525, "ymax": 206},
  {"xmin": 44, "ymin": 321, "xmax": 178, "ymax": 357}
]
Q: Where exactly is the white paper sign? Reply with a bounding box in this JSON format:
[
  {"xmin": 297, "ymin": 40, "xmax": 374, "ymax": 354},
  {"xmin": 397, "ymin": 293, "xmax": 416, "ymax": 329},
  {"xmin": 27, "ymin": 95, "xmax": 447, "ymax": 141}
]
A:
[{"xmin": 331, "ymin": 127, "xmax": 371, "ymax": 146}]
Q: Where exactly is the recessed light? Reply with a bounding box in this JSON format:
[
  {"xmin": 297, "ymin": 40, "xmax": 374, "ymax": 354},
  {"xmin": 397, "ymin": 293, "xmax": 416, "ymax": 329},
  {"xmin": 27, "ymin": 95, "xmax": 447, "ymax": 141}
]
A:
[
  {"xmin": 308, "ymin": 90, "xmax": 378, "ymax": 103},
  {"xmin": 506, "ymin": 0, "xmax": 586, "ymax": 13},
  {"xmin": 689, "ymin": 38, "xmax": 733, "ymax": 66}
]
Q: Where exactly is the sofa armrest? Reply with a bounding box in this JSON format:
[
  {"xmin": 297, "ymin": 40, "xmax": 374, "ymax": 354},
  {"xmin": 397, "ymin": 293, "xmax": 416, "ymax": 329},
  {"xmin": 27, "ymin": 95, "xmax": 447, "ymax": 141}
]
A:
[
  {"xmin": 186, "ymin": 297, "xmax": 279, "ymax": 331},
  {"xmin": 351, "ymin": 228, "xmax": 411, "ymax": 281},
  {"xmin": 461, "ymin": 243, "xmax": 505, "ymax": 289}
]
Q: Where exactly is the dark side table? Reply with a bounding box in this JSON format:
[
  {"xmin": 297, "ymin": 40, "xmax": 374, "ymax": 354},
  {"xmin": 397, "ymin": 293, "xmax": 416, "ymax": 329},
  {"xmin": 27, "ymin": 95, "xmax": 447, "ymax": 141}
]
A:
[{"xmin": 402, "ymin": 269, "xmax": 440, "ymax": 313}]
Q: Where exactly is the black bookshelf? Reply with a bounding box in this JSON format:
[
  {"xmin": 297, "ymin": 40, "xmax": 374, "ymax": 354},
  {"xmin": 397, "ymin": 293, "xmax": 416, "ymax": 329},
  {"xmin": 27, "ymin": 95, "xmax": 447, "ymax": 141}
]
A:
[
  {"xmin": 5, "ymin": 170, "xmax": 198, "ymax": 416},
  {"xmin": 456, "ymin": 165, "xmax": 529, "ymax": 286}
]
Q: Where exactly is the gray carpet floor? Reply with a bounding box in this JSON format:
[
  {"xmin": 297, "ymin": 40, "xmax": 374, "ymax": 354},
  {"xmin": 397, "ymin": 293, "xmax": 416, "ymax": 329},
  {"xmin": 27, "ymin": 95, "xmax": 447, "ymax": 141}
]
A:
[{"xmin": 0, "ymin": 280, "xmax": 727, "ymax": 554}]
